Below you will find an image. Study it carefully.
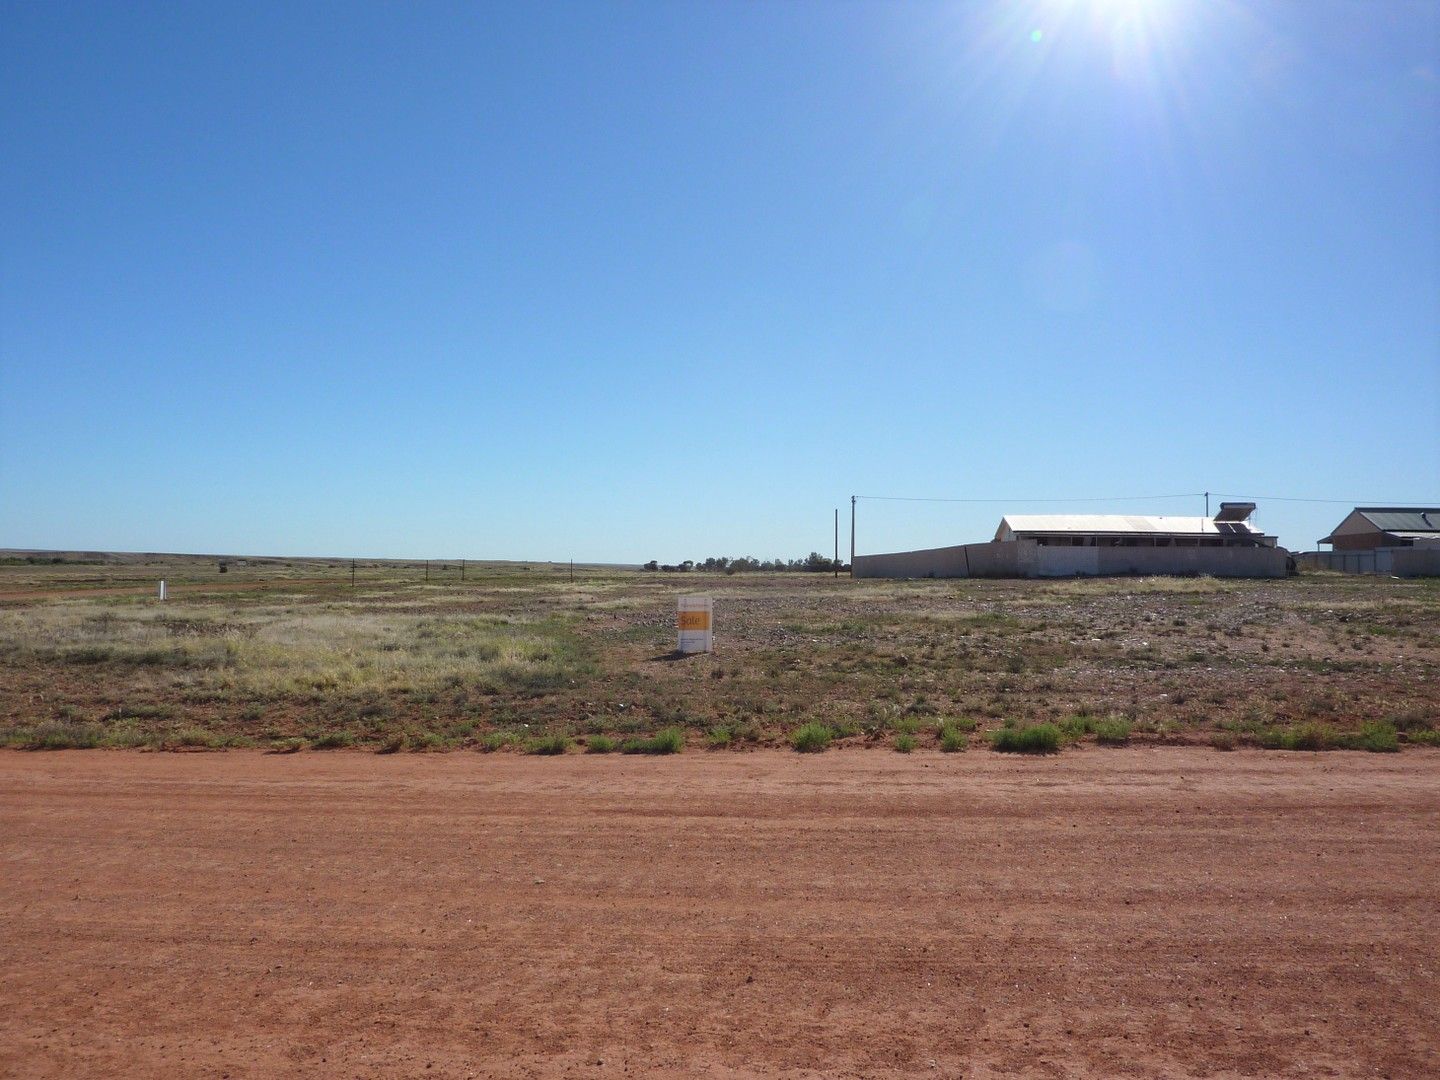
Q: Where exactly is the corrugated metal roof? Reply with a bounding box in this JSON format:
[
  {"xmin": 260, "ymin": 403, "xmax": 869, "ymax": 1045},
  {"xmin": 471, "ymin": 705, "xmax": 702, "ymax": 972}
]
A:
[
  {"xmin": 1387, "ymin": 531, "xmax": 1440, "ymax": 541},
  {"xmin": 1357, "ymin": 509, "xmax": 1440, "ymax": 533},
  {"xmin": 997, "ymin": 515, "xmax": 1260, "ymax": 538}
]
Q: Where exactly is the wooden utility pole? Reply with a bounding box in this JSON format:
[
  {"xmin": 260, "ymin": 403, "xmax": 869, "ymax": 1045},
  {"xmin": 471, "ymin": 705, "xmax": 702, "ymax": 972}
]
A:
[
  {"xmin": 834, "ymin": 508, "xmax": 839, "ymax": 578},
  {"xmin": 461, "ymin": 558, "xmax": 465, "ymax": 582},
  {"xmin": 351, "ymin": 559, "xmax": 356, "ymax": 588}
]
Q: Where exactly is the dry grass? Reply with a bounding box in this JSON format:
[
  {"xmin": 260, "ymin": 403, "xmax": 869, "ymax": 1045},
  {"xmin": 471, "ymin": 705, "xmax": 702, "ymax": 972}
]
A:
[
  {"xmin": 0, "ymin": 603, "xmax": 581, "ymax": 698},
  {"xmin": 2, "ymin": 557, "xmax": 1438, "ymax": 752}
]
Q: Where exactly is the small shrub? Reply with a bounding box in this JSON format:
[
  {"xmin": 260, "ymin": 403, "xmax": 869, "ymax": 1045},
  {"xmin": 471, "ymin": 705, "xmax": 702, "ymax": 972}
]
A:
[
  {"xmin": 790, "ymin": 722, "xmax": 833, "ymax": 753},
  {"xmin": 1255, "ymin": 726, "xmax": 1286, "ymax": 749},
  {"xmin": 1408, "ymin": 729, "xmax": 1440, "ymax": 747},
  {"xmin": 271, "ymin": 737, "xmax": 305, "ymax": 753},
  {"xmin": 10, "ymin": 721, "xmax": 106, "ymax": 750},
  {"xmin": 891, "ymin": 716, "xmax": 922, "ymax": 736},
  {"xmin": 103, "ymin": 726, "xmax": 161, "ymax": 749},
  {"xmin": 478, "ymin": 732, "xmax": 517, "ymax": 753},
  {"xmin": 312, "ymin": 731, "xmax": 354, "ymax": 750},
  {"xmin": 990, "ymin": 724, "xmax": 1061, "ymax": 754},
  {"xmin": 939, "ymin": 716, "xmax": 977, "ymax": 733},
  {"xmin": 706, "ymin": 727, "xmax": 733, "ymax": 748},
  {"xmin": 1360, "ymin": 721, "xmax": 1398, "ymax": 753},
  {"xmin": 1256, "ymin": 724, "xmax": 1360, "ymax": 751},
  {"xmin": 894, "ymin": 733, "xmax": 917, "ymax": 753},
  {"xmin": 1387, "ymin": 709, "xmax": 1431, "ymax": 733},
  {"xmin": 586, "ymin": 734, "xmax": 617, "ymax": 754},
  {"xmin": 105, "ymin": 704, "xmax": 172, "ymax": 722},
  {"xmin": 1259, "ymin": 724, "xmax": 1322, "ymax": 751},
  {"xmin": 1093, "ymin": 718, "xmax": 1132, "ymax": 746},
  {"xmin": 938, "ymin": 727, "xmax": 967, "ymax": 753},
  {"xmin": 525, "ymin": 734, "xmax": 571, "ymax": 755},
  {"xmin": 173, "ymin": 728, "xmax": 225, "ymax": 749},
  {"xmin": 409, "ymin": 731, "xmax": 448, "ymax": 751},
  {"xmin": 621, "ymin": 727, "xmax": 685, "ymax": 755},
  {"xmin": 377, "ymin": 732, "xmax": 408, "ymax": 754},
  {"xmin": 1210, "ymin": 732, "xmax": 1237, "ymax": 751}
]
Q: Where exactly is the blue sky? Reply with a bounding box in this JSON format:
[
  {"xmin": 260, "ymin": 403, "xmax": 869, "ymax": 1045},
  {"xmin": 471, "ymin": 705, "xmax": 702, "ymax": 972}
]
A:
[{"xmin": 3, "ymin": 0, "xmax": 1436, "ymax": 562}]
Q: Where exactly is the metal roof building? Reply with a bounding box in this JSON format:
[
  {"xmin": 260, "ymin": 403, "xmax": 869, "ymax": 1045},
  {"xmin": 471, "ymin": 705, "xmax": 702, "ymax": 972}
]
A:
[
  {"xmin": 995, "ymin": 504, "xmax": 1276, "ymax": 548},
  {"xmin": 1319, "ymin": 508, "xmax": 1440, "ymax": 551},
  {"xmin": 853, "ymin": 503, "xmax": 1288, "ymax": 579}
]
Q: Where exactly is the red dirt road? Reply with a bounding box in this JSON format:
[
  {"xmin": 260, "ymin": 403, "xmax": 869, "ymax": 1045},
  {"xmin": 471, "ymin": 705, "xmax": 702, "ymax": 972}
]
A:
[{"xmin": 2, "ymin": 750, "xmax": 1437, "ymax": 1079}]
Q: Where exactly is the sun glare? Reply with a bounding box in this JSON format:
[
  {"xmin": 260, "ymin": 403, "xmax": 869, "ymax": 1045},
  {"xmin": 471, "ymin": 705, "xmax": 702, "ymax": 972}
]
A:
[{"xmin": 1023, "ymin": 0, "xmax": 1188, "ymax": 90}]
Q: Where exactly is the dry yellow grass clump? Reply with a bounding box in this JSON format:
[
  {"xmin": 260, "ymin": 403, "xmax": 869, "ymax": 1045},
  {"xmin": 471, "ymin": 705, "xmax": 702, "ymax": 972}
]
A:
[{"xmin": 0, "ymin": 602, "xmax": 576, "ymax": 698}]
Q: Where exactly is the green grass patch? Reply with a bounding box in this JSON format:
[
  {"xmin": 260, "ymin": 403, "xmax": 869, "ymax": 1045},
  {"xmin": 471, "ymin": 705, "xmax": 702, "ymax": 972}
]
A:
[
  {"xmin": 1255, "ymin": 724, "xmax": 1355, "ymax": 751},
  {"xmin": 586, "ymin": 734, "xmax": 617, "ymax": 754},
  {"xmin": 1359, "ymin": 721, "xmax": 1399, "ymax": 753},
  {"xmin": 893, "ymin": 733, "xmax": 917, "ymax": 753},
  {"xmin": 407, "ymin": 731, "xmax": 449, "ymax": 751},
  {"xmin": 1251, "ymin": 723, "xmax": 1397, "ymax": 752},
  {"xmin": 937, "ymin": 716, "xmax": 977, "ymax": 733},
  {"xmin": 525, "ymin": 733, "xmax": 571, "ymax": 755},
  {"xmin": 790, "ymin": 722, "xmax": 833, "ymax": 753},
  {"xmin": 104, "ymin": 703, "xmax": 174, "ymax": 722},
  {"xmin": 172, "ymin": 728, "xmax": 228, "ymax": 749},
  {"xmin": 706, "ymin": 727, "xmax": 733, "ymax": 749},
  {"xmin": 621, "ymin": 727, "xmax": 685, "ymax": 755},
  {"xmin": 312, "ymin": 731, "xmax": 354, "ymax": 750},
  {"xmin": 1408, "ymin": 729, "xmax": 1440, "ymax": 747},
  {"xmin": 990, "ymin": 724, "xmax": 1062, "ymax": 754},
  {"xmin": 938, "ymin": 727, "xmax": 968, "ymax": 752},
  {"xmin": 6, "ymin": 721, "xmax": 107, "ymax": 750},
  {"xmin": 1092, "ymin": 718, "xmax": 1132, "ymax": 746},
  {"xmin": 478, "ymin": 731, "xmax": 518, "ymax": 753}
]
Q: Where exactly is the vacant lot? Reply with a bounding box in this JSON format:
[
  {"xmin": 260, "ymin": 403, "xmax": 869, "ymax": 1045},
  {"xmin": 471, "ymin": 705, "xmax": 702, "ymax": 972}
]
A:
[
  {"xmin": 2, "ymin": 749, "xmax": 1436, "ymax": 1078},
  {"xmin": 1, "ymin": 556, "xmax": 1436, "ymax": 752}
]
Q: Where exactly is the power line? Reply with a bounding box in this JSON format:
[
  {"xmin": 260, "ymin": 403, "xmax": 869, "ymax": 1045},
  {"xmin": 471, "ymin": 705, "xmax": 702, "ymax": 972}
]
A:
[
  {"xmin": 1214, "ymin": 493, "xmax": 1439, "ymax": 506},
  {"xmin": 855, "ymin": 492, "xmax": 1203, "ymax": 504},
  {"xmin": 856, "ymin": 492, "xmax": 1438, "ymax": 507}
]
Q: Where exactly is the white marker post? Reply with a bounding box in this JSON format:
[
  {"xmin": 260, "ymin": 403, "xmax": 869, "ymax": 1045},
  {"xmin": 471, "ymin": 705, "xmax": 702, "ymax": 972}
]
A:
[
  {"xmin": 677, "ymin": 596, "xmax": 713, "ymax": 654},
  {"xmin": 158, "ymin": 580, "xmax": 166, "ymax": 601}
]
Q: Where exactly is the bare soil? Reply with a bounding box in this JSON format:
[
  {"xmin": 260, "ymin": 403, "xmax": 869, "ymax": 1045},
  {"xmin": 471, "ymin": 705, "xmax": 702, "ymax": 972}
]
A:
[{"xmin": 2, "ymin": 749, "xmax": 1436, "ymax": 1078}]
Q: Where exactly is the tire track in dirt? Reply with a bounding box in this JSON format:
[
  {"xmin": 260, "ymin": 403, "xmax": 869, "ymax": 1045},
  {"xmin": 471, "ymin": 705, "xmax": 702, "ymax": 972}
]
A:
[{"xmin": 1, "ymin": 749, "xmax": 1437, "ymax": 1078}]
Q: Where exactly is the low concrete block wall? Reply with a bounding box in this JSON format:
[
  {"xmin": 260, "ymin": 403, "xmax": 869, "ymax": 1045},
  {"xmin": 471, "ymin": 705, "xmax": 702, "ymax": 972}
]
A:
[
  {"xmin": 1296, "ymin": 550, "xmax": 1390, "ymax": 574},
  {"xmin": 1033, "ymin": 546, "xmax": 1100, "ymax": 577},
  {"xmin": 1088, "ymin": 545, "xmax": 1287, "ymax": 579},
  {"xmin": 1392, "ymin": 548, "xmax": 1440, "ymax": 577},
  {"xmin": 1300, "ymin": 548, "xmax": 1440, "ymax": 577},
  {"xmin": 852, "ymin": 544, "xmax": 977, "ymax": 579},
  {"xmin": 855, "ymin": 540, "xmax": 1288, "ymax": 579}
]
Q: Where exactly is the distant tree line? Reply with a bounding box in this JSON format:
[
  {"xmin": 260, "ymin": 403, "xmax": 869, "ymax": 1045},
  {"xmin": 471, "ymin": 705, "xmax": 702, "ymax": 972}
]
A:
[{"xmin": 641, "ymin": 553, "xmax": 847, "ymax": 574}]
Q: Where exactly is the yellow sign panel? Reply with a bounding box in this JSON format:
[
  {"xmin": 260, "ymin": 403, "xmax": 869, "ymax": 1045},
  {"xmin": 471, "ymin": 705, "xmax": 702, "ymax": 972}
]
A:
[{"xmin": 678, "ymin": 611, "xmax": 711, "ymax": 631}]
